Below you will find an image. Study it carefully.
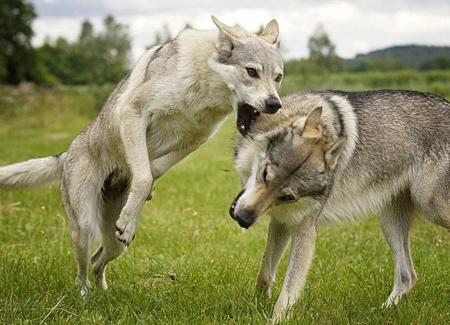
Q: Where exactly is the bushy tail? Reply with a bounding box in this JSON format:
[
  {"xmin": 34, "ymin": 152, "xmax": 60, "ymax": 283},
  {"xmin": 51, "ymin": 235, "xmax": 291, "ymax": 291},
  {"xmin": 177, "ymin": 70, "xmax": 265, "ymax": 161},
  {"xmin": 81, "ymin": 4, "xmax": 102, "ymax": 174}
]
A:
[{"xmin": 0, "ymin": 153, "xmax": 66, "ymax": 189}]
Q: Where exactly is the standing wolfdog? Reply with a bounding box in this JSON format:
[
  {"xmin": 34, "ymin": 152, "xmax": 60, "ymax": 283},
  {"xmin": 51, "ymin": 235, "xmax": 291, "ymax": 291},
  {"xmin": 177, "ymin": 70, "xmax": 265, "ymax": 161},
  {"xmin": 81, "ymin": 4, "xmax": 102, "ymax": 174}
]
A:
[
  {"xmin": 0, "ymin": 16, "xmax": 284, "ymax": 295},
  {"xmin": 230, "ymin": 90, "xmax": 450, "ymax": 321}
]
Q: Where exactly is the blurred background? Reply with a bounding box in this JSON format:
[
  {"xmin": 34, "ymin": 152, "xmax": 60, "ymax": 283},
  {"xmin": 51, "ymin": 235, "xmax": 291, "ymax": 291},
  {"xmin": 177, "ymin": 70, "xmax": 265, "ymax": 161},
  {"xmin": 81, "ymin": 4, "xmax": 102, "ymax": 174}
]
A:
[{"xmin": 0, "ymin": 0, "xmax": 449, "ymax": 96}]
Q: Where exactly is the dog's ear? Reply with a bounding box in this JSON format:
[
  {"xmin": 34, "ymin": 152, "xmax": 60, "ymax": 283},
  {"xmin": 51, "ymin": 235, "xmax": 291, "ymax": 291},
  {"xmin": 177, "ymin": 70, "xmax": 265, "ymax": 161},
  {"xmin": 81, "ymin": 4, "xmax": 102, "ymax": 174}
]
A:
[
  {"xmin": 211, "ymin": 15, "xmax": 247, "ymax": 57},
  {"xmin": 301, "ymin": 106, "xmax": 323, "ymax": 139},
  {"xmin": 260, "ymin": 19, "xmax": 279, "ymax": 46},
  {"xmin": 324, "ymin": 137, "xmax": 346, "ymax": 170}
]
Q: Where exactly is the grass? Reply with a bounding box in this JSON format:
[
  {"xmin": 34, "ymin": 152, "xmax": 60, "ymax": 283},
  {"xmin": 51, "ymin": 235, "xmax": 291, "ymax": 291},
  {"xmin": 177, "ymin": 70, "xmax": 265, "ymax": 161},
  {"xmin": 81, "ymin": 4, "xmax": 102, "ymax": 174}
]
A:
[{"xmin": 0, "ymin": 79, "xmax": 449, "ymax": 324}]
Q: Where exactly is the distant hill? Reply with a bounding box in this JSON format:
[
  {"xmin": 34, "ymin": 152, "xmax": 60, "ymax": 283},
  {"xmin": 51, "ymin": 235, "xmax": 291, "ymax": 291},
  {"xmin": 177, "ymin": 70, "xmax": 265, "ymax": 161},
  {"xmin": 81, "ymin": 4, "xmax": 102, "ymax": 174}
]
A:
[{"xmin": 344, "ymin": 45, "xmax": 450, "ymax": 70}]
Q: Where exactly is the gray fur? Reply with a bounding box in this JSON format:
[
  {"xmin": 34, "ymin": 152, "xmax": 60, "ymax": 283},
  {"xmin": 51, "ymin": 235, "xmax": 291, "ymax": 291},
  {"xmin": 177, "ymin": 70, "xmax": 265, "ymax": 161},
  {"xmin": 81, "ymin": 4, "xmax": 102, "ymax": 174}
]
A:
[
  {"xmin": 231, "ymin": 90, "xmax": 450, "ymax": 321},
  {"xmin": 0, "ymin": 16, "xmax": 284, "ymax": 296},
  {"xmin": 0, "ymin": 153, "xmax": 66, "ymax": 189}
]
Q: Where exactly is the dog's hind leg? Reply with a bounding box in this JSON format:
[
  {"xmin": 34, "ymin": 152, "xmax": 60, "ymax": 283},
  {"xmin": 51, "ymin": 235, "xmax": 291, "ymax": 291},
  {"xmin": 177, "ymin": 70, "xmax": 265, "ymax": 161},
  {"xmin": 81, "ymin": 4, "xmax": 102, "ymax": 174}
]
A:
[
  {"xmin": 256, "ymin": 219, "xmax": 291, "ymax": 297},
  {"xmin": 379, "ymin": 192, "xmax": 416, "ymax": 308},
  {"xmin": 91, "ymin": 183, "xmax": 128, "ymax": 290},
  {"xmin": 61, "ymin": 170, "xmax": 102, "ymax": 296}
]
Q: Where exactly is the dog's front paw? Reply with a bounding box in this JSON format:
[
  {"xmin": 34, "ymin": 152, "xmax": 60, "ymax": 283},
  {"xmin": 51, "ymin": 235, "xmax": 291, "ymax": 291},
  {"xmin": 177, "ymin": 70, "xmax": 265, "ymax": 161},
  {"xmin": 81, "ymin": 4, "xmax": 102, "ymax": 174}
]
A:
[
  {"xmin": 115, "ymin": 217, "xmax": 137, "ymax": 246},
  {"xmin": 271, "ymin": 295, "xmax": 290, "ymax": 323},
  {"xmin": 271, "ymin": 309, "xmax": 285, "ymax": 324},
  {"xmin": 381, "ymin": 294, "xmax": 401, "ymax": 309},
  {"xmin": 256, "ymin": 283, "xmax": 272, "ymax": 299}
]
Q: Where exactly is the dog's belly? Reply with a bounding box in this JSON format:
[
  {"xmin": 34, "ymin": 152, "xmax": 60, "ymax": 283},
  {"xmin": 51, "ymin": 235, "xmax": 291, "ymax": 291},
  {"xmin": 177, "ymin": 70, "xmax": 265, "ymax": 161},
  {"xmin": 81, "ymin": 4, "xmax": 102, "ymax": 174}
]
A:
[{"xmin": 146, "ymin": 106, "xmax": 230, "ymax": 170}]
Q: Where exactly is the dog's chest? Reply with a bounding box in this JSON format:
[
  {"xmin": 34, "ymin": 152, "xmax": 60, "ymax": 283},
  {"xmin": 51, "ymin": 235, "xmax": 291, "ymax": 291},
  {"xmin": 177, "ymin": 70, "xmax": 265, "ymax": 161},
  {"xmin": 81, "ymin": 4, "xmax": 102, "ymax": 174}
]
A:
[{"xmin": 146, "ymin": 104, "xmax": 231, "ymax": 159}]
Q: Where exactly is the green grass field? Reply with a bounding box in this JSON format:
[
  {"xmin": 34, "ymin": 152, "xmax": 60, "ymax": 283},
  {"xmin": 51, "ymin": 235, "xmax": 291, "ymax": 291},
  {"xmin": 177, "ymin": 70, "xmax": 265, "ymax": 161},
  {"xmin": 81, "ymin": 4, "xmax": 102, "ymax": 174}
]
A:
[{"xmin": 0, "ymin": 75, "xmax": 449, "ymax": 324}]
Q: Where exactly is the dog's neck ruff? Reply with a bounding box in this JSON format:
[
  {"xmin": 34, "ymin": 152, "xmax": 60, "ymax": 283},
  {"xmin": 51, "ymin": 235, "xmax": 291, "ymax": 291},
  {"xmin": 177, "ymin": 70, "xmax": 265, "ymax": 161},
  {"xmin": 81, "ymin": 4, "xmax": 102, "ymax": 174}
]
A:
[{"xmin": 327, "ymin": 95, "xmax": 358, "ymax": 174}]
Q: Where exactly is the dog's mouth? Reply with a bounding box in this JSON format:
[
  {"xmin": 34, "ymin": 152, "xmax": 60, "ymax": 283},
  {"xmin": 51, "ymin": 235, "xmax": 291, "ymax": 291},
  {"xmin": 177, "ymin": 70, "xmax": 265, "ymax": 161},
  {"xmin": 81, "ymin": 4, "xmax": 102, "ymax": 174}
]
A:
[
  {"xmin": 237, "ymin": 103, "xmax": 260, "ymax": 135},
  {"xmin": 229, "ymin": 188, "xmax": 245, "ymax": 220}
]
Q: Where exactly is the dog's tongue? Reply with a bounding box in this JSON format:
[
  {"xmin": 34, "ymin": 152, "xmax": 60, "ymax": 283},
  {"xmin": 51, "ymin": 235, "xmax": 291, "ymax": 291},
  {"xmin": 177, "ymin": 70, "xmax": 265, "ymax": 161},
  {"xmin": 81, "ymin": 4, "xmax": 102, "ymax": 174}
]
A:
[{"xmin": 237, "ymin": 104, "xmax": 259, "ymax": 135}]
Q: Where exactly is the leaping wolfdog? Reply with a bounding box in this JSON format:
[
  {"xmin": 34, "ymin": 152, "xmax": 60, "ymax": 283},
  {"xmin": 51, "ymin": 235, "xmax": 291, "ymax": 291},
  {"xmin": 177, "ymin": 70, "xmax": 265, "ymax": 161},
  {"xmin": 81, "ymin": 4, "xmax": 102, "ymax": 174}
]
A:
[{"xmin": 0, "ymin": 16, "xmax": 284, "ymax": 295}]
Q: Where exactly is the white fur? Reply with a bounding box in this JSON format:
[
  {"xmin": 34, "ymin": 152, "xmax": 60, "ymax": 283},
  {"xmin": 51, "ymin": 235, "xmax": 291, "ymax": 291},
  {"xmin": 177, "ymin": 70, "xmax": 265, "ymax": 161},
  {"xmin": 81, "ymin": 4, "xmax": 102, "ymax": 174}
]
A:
[
  {"xmin": 328, "ymin": 95, "xmax": 358, "ymax": 170},
  {"xmin": 0, "ymin": 154, "xmax": 65, "ymax": 189}
]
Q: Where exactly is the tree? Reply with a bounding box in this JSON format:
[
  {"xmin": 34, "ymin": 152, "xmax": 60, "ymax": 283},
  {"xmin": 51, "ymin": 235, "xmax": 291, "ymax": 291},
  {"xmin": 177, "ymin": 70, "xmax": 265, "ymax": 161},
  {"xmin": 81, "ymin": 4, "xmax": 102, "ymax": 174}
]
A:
[
  {"xmin": 95, "ymin": 15, "xmax": 132, "ymax": 83},
  {"xmin": 147, "ymin": 24, "xmax": 172, "ymax": 49},
  {"xmin": 0, "ymin": 0, "xmax": 37, "ymax": 83},
  {"xmin": 420, "ymin": 55, "xmax": 450, "ymax": 70},
  {"xmin": 307, "ymin": 25, "xmax": 342, "ymax": 72},
  {"xmin": 79, "ymin": 20, "xmax": 94, "ymax": 44},
  {"xmin": 37, "ymin": 15, "xmax": 132, "ymax": 85}
]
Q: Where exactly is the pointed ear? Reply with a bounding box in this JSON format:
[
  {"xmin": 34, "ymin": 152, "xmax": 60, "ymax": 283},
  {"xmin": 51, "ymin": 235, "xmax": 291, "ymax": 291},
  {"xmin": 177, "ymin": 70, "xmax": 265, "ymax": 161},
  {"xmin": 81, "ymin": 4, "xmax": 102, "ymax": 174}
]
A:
[
  {"xmin": 260, "ymin": 19, "xmax": 279, "ymax": 45},
  {"xmin": 324, "ymin": 137, "xmax": 346, "ymax": 170},
  {"xmin": 211, "ymin": 15, "xmax": 246, "ymax": 58},
  {"xmin": 301, "ymin": 107, "xmax": 323, "ymax": 139},
  {"xmin": 211, "ymin": 15, "xmax": 247, "ymax": 39}
]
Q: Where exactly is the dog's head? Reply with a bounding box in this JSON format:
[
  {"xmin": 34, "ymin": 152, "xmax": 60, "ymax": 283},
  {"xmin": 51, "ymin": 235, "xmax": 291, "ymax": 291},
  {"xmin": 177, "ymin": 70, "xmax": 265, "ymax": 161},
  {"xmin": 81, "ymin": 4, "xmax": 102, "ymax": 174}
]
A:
[
  {"xmin": 229, "ymin": 107, "xmax": 346, "ymax": 229},
  {"xmin": 209, "ymin": 16, "xmax": 284, "ymax": 134}
]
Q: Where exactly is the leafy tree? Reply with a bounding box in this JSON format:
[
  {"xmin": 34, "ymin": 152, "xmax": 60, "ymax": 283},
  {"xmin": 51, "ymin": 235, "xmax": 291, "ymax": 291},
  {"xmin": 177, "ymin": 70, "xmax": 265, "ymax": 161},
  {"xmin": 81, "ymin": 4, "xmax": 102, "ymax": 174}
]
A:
[
  {"xmin": 307, "ymin": 25, "xmax": 342, "ymax": 72},
  {"xmin": 147, "ymin": 24, "xmax": 172, "ymax": 49},
  {"xmin": 0, "ymin": 0, "xmax": 38, "ymax": 83},
  {"xmin": 79, "ymin": 20, "xmax": 94, "ymax": 44},
  {"xmin": 95, "ymin": 15, "xmax": 132, "ymax": 83},
  {"xmin": 37, "ymin": 15, "xmax": 132, "ymax": 84}
]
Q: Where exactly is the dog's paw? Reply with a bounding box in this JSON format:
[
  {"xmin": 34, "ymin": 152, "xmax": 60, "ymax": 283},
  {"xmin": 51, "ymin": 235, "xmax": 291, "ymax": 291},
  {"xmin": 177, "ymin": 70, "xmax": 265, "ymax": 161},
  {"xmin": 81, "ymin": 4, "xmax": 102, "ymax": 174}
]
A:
[
  {"xmin": 256, "ymin": 284, "xmax": 272, "ymax": 299},
  {"xmin": 271, "ymin": 310, "xmax": 285, "ymax": 324},
  {"xmin": 115, "ymin": 218, "xmax": 137, "ymax": 246},
  {"xmin": 76, "ymin": 276, "xmax": 92, "ymax": 297},
  {"xmin": 381, "ymin": 294, "xmax": 401, "ymax": 309},
  {"xmin": 271, "ymin": 295, "xmax": 292, "ymax": 323}
]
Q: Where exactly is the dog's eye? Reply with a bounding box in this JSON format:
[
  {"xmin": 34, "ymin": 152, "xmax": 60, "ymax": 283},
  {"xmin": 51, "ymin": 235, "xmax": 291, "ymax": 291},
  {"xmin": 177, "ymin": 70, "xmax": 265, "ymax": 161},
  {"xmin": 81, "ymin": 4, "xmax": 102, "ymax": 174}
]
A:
[
  {"xmin": 274, "ymin": 74, "xmax": 282, "ymax": 82},
  {"xmin": 246, "ymin": 68, "xmax": 259, "ymax": 78}
]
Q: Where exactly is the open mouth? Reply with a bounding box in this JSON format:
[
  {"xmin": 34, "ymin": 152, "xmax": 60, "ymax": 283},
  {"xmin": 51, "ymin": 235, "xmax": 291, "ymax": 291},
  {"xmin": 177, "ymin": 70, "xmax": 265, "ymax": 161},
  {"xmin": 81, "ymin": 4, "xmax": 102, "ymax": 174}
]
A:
[{"xmin": 237, "ymin": 103, "xmax": 260, "ymax": 135}]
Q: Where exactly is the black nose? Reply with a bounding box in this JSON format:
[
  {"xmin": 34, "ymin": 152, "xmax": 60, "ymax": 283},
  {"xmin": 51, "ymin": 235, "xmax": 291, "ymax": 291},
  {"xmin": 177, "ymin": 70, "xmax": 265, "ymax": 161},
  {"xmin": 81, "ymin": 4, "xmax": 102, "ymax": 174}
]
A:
[
  {"xmin": 264, "ymin": 97, "xmax": 282, "ymax": 114},
  {"xmin": 234, "ymin": 209, "xmax": 257, "ymax": 229}
]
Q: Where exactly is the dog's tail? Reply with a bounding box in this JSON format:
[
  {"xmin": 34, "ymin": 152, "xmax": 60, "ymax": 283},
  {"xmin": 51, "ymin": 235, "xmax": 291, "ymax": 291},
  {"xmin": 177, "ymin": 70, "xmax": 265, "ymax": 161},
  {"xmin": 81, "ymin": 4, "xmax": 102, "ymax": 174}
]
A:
[{"xmin": 0, "ymin": 153, "xmax": 66, "ymax": 189}]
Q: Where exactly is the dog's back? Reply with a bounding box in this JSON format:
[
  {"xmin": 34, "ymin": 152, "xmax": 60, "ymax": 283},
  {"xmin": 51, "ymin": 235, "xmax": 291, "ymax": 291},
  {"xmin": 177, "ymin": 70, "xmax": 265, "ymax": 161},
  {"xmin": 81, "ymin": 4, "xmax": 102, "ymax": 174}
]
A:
[{"xmin": 312, "ymin": 90, "xmax": 450, "ymax": 227}]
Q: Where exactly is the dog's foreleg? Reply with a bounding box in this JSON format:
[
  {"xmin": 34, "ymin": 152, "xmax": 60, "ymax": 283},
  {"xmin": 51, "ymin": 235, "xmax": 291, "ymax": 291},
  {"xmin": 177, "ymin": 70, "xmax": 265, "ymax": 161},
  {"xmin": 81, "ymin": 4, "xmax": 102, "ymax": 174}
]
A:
[
  {"xmin": 272, "ymin": 217, "xmax": 316, "ymax": 323},
  {"xmin": 256, "ymin": 219, "xmax": 291, "ymax": 298},
  {"xmin": 115, "ymin": 111, "xmax": 153, "ymax": 246},
  {"xmin": 379, "ymin": 197, "xmax": 415, "ymax": 308}
]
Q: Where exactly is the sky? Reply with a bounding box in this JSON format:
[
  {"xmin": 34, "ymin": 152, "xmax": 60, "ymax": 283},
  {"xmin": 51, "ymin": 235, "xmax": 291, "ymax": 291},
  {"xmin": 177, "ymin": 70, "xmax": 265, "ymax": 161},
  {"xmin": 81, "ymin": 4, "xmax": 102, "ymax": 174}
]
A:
[{"xmin": 30, "ymin": 0, "xmax": 450, "ymax": 61}]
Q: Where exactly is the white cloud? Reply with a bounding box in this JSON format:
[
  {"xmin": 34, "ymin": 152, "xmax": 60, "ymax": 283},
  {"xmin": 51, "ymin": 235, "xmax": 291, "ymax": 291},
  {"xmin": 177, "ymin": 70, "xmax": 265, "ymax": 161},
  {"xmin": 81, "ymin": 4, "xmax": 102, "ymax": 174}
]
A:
[{"xmin": 30, "ymin": 0, "xmax": 450, "ymax": 62}]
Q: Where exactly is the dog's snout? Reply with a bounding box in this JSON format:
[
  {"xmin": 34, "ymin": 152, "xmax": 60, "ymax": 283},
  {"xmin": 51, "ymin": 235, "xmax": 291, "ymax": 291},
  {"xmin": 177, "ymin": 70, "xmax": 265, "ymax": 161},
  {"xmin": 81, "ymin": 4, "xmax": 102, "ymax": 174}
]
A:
[
  {"xmin": 264, "ymin": 97, "xmax": 282, "ymax": 114},
  {"xmin": 235, "ymin": 209, "xmax": 257, "ymax": 229}
]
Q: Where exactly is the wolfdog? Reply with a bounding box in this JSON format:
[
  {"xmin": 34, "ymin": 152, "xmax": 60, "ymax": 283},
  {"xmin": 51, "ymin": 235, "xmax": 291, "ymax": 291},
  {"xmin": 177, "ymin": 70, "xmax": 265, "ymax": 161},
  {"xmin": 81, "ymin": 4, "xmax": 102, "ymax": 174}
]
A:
[
  {"xmin": 0, "ymin": 16, "xmax": 284, "ymax": 295},
  {"xmin": 230, "ymin": 90, "xmax": 450, "ymax": 321}
]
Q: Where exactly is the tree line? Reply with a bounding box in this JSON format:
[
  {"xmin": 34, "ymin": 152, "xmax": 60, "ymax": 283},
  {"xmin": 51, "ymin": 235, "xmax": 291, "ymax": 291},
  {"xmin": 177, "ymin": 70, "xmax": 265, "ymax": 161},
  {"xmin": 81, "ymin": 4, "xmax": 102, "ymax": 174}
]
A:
[
  {"xmin": 1, "ymin": 0, "xmax": 131, "ymax": 85},
  {"xmin": 1, "ymin": 0, "xmax": 449, "ymax": 86}
]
